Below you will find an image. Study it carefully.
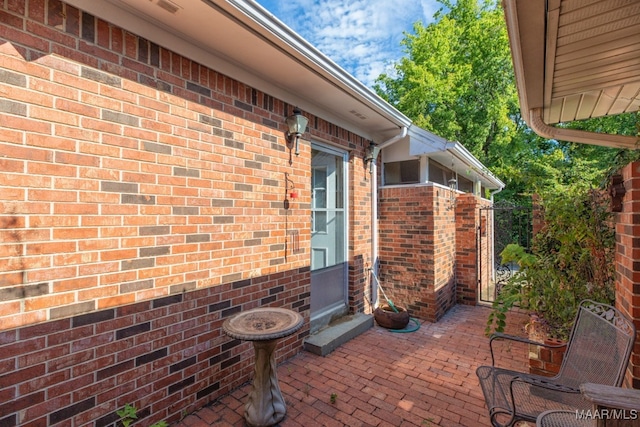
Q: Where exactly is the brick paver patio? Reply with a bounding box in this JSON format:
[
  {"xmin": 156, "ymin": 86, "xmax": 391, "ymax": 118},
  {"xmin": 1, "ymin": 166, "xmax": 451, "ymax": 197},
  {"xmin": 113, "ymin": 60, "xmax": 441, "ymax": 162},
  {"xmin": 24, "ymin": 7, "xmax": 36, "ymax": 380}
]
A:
[{"xmin": 175, "ymin": 305, "xmax": 530, "ymax": 427}]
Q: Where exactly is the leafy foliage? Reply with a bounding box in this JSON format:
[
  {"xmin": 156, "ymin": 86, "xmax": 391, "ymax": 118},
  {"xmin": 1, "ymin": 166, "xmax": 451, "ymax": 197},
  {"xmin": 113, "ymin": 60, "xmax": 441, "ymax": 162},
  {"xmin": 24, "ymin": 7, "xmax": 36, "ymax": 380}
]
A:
[
  {"xmin": 375, "ymin": 0, "xmax": 518, "ymax": 161},
  {"xmin": 486, "ymin": 187, "xmax": 616, "ymax": 340}
]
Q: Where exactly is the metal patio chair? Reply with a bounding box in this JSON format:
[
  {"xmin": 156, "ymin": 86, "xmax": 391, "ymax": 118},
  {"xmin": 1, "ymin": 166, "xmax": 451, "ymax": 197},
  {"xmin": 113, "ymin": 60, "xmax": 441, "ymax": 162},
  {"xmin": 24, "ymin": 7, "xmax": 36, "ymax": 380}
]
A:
[
  {"xmin": 476, "ymin": 300, "xmax": 636, "ymax": 427},
  {"xmin": 537, "ymin": 383, "xmax": 640, "ymax": 427}
]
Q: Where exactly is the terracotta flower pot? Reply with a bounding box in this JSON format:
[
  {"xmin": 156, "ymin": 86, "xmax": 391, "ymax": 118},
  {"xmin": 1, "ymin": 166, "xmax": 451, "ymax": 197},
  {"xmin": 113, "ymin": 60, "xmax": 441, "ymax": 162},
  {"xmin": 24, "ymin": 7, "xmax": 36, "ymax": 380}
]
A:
[{"xmin": 374, "ymin": 305, "xmax": 410, "ymax": 329}]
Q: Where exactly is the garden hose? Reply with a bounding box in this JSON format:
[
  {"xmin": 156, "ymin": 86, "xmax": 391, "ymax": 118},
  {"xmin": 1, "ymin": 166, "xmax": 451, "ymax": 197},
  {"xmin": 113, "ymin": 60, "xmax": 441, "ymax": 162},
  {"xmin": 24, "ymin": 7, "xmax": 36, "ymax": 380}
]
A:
[
  {"xmin": 369, "ymin": 269, "xmax": 420, "ymax": 333},
  {"xmin": 388, "ymin": 317, "xmax": 421, "ymax": 333}
]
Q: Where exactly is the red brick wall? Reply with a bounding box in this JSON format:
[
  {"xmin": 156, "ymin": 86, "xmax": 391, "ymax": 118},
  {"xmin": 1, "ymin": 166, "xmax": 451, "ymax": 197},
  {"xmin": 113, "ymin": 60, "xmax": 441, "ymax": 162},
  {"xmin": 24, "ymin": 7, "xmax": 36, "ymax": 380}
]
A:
[
  {"xmin": 378, "ymin": 184, "xmax": 457, "ymax": 322},
  {"xmin": 456, "ymin": 194, "xmax": 491, "ymax": 305},
  {"xmin": 378, "ymin": 186, "xmax": 488, "ymax": 321},
  {"xmin": 617, "ymin": 161, "xmax": 640, "ymax": 389},
  {"xmin": 0, "ymin": 272, "xmax": 308, "ymax": 426},
  {"xmin": 0, "ymin": 1, "xmax": 372, "ymax": 425}
]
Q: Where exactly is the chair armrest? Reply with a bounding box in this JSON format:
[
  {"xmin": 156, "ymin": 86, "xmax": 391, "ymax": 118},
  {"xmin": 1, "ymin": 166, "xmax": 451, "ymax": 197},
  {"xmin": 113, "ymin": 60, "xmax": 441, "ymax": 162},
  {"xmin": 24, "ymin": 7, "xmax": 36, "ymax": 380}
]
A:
[
  {"xmin": 580, "ymin": 383, "xmax": 640, "ymax": 411},
  {"xmin": 512, "ymin": 375, "xmax": 580, "ymax": 394},
  {"xmin": 489, "ymin": 333, "xmax": 566, "ymax": 366}
]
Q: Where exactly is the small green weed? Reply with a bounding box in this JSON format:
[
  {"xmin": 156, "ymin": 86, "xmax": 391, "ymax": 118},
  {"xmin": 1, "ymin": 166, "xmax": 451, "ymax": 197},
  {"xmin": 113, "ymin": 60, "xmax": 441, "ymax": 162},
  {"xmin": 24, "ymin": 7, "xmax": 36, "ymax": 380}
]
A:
[{"xmin": 117, "ymin": 403, "xmax": 168, "ymax": 427}]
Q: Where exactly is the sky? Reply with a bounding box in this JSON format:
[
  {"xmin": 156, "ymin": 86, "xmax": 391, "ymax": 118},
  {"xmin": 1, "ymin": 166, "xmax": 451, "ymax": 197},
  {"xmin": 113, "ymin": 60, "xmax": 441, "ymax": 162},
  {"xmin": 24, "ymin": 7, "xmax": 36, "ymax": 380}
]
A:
[{"xmin": 254, "ymin": 0, "xmax": 441, "ymax": 88}]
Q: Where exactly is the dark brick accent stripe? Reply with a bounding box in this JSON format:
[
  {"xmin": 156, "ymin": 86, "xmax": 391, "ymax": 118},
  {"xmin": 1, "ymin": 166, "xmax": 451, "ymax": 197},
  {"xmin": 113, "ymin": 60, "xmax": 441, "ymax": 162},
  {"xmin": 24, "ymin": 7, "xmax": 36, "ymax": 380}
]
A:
[
  {"xmin": 139, "ymin": 226, "xmax": 170, "ymax": 236},
  {"xmin": 172, "ymin": 206, "xmax": 199, "ymax": 215},
  {"xmin": 50, "ymin": 397, "xmax": 95, "ymax": 424},
  {"xmin": 0, "ymin": 69, "xmax": 27, "ymax": 87},
  {"xmin": 199, "ymin": 114, "xmax": 222, "ymax": 127},
  {"xmin": 173, "ymin": 167, "xmax": 199, "ymax": 177},
  {"xmin": 232, "ymin": 279, "xmax": 251, "ymax": 289},
  {"xmin": 221, "ymin": 306, "xmax": 241, "ymax": 319},
  {"xmin": 220, "ymin": 355, "xmax": 240, "ymax": 370},
  {"xmin": 186, "ymin": 234, "xmax": 210, "ymax": 243},
  {"xmin": 116, "ymin": 322, "xmax": 151, "ymax": 340},
  {"xmin": 168, "ymin": 375, "xmax": 194, "ymax": 394},
  {"xmin": 234, "ymin": 100, "xmax": 252, "ymax": 112},
  {"xmin": 186, "ymin": 82, "xmax": 210, "ymax": 97},
  {"xmin": 101, "ymin": 181, "xmax": 138, "ymax": 193},
  {"xmin": 73, "ymin": 309, "xmax": 115, "ymax": 328},
  {"xmin": 136, "ymin": 348, "xmax": 167, "ymax": 366},
  {"xmin": 121, "ymin": 258, "xmax": 154, "ymax": 271},
  {"xmin": 121, "ymin": 194, "xmax": 155, "ymax": 204},
  {"xmin": 97, "ymin": 360, "xmax": 133, "ymax": 381},
  {"xmin": 143, "ymin": 141, "xmax": 171, "ymax": 154},
  {"xmin": 152, "ymin": 294, "xmax": 182, "ymax": 308},
  {"xmin": 221, "ymin": 339, "xmax": 240, "ymax": 352},
  {"xmin": 140, "ymin": 246, "xmax": 170, "ymax": 257},
  {"xmin": 209, "ymin": 301, "xmax": 230, "ymax": 313},
  {"xmin": 170, "ymin": 356, "xmax": 196, "ymax": 373},
  {"xmin": 269, "ymin": 285, "xmax": 284, "ymax": 295},
  {"xmin": 80, "ymin": 12, "xmax": 95, "ymax": 42},
  {"xmin": 196, "ymin": 382, "xmax": 220, "ymax": 400}
]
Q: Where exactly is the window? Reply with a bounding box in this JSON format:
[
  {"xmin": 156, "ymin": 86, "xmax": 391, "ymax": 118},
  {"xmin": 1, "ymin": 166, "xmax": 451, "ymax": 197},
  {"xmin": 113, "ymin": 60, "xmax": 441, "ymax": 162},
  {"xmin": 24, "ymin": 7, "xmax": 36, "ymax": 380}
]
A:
[
  {"xmin": 428, "ymin": 159, "xmax": 454, "ymax": 187},
  {"xmin": 383, "ymin": 160, "xmax": 420, "ymax": 185},
  {"xmin": 458, "ymin": 175, "xmax": 473, "ymax": 193}
]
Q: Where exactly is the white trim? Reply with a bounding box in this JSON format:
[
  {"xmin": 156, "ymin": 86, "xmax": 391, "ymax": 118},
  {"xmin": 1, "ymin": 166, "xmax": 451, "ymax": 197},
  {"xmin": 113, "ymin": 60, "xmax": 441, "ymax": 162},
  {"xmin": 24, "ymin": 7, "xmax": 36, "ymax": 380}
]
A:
[{"xmin": 310, "ymin": 142, "xmax": 349, "ymax": 308}]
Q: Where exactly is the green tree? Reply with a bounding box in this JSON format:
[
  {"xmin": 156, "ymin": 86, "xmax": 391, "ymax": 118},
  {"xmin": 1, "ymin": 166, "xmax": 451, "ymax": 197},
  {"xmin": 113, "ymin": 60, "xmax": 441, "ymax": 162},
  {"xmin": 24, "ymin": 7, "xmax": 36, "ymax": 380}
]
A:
[{"xmin": 374, "ymin": 0, "xmax": 518, "ymax": 161}]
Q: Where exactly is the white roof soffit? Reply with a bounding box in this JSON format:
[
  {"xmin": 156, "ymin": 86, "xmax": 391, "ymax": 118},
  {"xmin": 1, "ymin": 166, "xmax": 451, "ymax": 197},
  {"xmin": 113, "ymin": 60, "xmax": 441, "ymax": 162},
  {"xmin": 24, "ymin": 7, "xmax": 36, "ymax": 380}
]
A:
[
  {"xmin": 64, "ymin": 0, "xmax": 411, "ymax": 141},
  {"xmin": 502, "ymin": 0, "xmax": 640, "ymax": 149},
  {"xmin": 407, "ymin": 126, "xmax": 448, "ymax": 156}
]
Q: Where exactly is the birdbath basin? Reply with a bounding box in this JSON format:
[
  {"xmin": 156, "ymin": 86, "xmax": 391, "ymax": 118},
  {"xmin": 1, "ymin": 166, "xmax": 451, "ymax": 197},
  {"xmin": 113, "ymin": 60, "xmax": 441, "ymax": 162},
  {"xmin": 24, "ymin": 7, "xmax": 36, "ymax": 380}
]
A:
[{"xmin": 222, "ymin": 307, "xmax": 304, "ymax": 427}]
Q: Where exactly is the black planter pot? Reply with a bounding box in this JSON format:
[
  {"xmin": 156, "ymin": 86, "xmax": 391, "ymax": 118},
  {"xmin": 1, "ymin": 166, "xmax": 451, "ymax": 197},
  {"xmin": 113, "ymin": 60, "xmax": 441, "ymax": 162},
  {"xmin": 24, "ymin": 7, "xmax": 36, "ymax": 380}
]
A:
[{"xmin": 374, "ymin": 305, "xmax": 410, "ymax": 329}]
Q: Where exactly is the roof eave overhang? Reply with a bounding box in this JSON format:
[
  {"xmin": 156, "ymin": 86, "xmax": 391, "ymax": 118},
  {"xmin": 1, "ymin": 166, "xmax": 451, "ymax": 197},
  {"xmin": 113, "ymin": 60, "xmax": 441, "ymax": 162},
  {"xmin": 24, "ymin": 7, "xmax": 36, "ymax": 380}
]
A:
[
  {"xmin": 502, "ymin": 0, "xmax": 640, "ymax": 150},
  {"xmin": 64, "ymin": 0, "xmax": 411, "ymax": 142}
]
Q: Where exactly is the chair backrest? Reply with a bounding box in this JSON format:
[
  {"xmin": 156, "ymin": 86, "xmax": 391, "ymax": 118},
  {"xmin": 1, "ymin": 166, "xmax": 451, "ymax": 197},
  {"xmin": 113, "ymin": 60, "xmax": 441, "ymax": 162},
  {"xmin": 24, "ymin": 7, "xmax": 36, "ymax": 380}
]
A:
[{"xmin": 557, "ymin": 300, "xmax": 636, "ymax": 388}]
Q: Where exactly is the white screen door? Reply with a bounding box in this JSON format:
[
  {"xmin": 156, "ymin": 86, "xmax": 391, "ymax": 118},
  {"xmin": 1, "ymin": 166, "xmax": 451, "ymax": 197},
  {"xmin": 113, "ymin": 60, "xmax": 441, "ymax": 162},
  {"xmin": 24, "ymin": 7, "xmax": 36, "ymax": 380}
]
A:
[{"xmin": 310, "ymin": 144, "xmax": 348, "ymax": 327}]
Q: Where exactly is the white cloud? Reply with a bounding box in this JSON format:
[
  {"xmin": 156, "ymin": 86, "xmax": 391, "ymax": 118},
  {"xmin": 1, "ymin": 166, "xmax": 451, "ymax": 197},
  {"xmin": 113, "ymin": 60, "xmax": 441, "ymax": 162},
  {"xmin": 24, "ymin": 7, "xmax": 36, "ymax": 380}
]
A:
[{"xmin": 259, "ymin": 0, "xmax": 440, "ymax": 87}]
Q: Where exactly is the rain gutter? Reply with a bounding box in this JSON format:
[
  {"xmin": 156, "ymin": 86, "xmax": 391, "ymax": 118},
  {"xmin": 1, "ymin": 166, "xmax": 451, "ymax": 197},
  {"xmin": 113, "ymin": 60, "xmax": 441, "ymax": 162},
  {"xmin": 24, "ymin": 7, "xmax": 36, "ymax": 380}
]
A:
[{"xmin": 527, "ymin": 108, "xmax": 639, "ymax": 150}]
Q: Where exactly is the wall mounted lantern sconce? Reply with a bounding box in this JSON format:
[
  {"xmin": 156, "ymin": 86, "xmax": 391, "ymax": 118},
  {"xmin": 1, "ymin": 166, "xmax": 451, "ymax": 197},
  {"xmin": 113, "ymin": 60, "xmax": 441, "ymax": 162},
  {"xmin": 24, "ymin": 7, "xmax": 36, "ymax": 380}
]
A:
[
  {"xmin": 364, "ymin": 141, "xmax": 380, "ymax": 174},
  {"xmin": 285, "ymin": 107, "xmax": 309, "ymax": 164},
  {"xmin": 448, "ymin": 177, "xmax": 458, "ymax": 209}
]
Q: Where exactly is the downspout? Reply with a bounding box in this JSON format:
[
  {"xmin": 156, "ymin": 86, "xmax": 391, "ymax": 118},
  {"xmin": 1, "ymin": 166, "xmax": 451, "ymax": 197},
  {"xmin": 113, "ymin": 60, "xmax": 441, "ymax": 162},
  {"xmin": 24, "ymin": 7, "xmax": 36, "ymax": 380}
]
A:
[{"xmin": 370, "ymin": 126, "xmax": 408, "ymax": 308}]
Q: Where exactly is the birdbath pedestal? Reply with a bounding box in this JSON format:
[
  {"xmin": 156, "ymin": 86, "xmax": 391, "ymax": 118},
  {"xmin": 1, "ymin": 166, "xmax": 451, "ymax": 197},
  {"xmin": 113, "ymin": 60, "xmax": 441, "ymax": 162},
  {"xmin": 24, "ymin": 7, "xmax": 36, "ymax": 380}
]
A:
[{"xmin": 222, "ymin": 307, "xmax": 304, "ymax": 427}]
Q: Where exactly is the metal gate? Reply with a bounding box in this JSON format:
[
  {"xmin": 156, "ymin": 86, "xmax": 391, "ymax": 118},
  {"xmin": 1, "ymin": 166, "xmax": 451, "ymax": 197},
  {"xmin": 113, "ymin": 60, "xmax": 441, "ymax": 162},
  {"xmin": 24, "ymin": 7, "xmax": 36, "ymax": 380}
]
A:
[{"xmin": 477, "ymin": 200, "xmax": 532, "ymax": 304}]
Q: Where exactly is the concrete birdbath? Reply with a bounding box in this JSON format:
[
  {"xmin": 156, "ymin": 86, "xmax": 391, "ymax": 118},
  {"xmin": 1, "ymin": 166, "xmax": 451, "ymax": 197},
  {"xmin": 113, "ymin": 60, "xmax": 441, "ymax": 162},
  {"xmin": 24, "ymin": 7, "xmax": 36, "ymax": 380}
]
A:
[{"xmin": 222, "ymin": 307, "xmax": 304, "ymax": 427}]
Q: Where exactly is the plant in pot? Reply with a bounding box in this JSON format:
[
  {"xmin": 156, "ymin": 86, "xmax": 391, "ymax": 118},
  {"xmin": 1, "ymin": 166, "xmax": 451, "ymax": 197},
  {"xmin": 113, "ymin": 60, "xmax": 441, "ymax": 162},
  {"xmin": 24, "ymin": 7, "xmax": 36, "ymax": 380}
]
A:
[{"xmin": 486, "ymin": 187, "xmax": 616, "ymax": 345}]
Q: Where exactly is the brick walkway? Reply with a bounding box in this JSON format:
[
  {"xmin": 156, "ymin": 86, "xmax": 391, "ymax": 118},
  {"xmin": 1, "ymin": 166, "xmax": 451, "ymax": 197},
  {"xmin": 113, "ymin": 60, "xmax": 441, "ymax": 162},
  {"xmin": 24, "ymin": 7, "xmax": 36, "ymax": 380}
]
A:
[{"xmin": 174, "ymin": 305, "xmax": 530, "ymax": 427}]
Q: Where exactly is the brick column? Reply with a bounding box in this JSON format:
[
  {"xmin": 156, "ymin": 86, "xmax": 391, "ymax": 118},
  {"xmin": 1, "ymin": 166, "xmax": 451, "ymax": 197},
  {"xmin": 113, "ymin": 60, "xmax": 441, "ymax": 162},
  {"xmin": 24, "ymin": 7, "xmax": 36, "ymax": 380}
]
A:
[
  {"xmin": 378, "ymin": 184, "xmax": 457, "ymax": 321},
  {"xmin": 617, "ymin": 161, "xmax": 640, "ymax": 389},
  {"xmin": 532, "ymin": 193, "xmax": 544, "ymax": 236}
]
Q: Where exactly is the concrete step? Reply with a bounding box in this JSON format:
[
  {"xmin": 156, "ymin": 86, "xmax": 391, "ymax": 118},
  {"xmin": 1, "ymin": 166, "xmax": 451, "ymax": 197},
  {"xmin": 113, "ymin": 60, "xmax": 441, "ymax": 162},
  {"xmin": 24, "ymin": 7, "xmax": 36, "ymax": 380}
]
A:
[{"xmin": 303, "ymin": 312, "xmax": 373, "ymax": 356}]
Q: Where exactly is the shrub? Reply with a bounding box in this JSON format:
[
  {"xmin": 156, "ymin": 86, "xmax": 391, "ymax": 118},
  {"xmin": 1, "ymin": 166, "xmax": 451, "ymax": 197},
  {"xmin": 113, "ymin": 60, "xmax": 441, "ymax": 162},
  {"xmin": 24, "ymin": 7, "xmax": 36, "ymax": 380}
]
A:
[{"xmin": 486, "ymin": 187, "xmax": 615, "ymax": 340}]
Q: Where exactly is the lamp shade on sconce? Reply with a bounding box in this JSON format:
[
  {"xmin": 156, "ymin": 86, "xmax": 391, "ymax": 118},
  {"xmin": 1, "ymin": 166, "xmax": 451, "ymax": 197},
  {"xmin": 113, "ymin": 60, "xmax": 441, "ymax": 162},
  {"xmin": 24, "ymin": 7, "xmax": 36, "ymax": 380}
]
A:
[
  {"xmin": 285, "ymin": 107, "xmax": 308, "ymax": 158},
  {"xmin": 286, "ymin": 108, "xmax": 308, "ymax": 137}
]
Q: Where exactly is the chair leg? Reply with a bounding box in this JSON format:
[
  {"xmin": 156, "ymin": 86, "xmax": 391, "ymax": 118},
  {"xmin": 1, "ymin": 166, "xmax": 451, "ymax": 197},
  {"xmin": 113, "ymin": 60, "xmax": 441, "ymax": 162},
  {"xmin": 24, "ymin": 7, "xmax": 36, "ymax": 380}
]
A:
[{"xmin": 490, "ymin": 408, "xmax": 518, "ymax": 427}]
